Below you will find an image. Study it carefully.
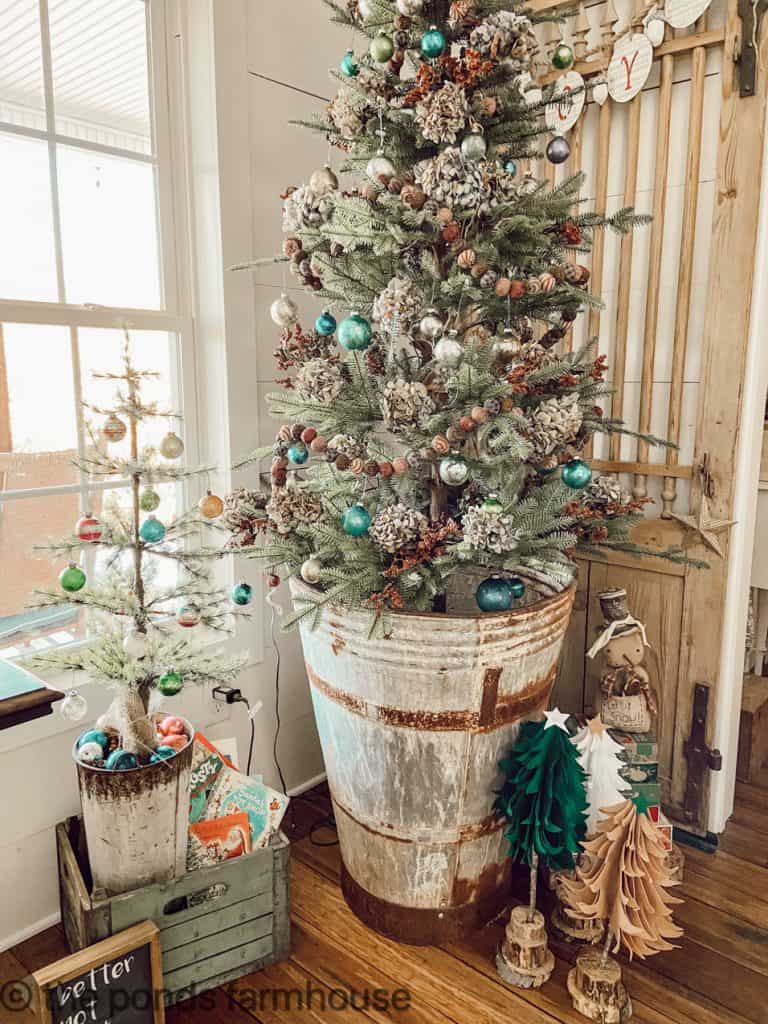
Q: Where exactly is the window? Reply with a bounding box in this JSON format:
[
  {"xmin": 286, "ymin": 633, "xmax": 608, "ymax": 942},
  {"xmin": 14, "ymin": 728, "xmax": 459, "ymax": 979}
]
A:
[{"xmin": 0, "ymin": 1, "xmax": 192, "ymax": 659}]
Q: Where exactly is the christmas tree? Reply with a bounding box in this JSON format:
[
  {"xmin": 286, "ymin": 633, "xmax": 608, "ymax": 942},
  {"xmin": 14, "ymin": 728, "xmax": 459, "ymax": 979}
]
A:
[
  {"xmin": 233, "ymin": 0, "xmax": 694, "ymax": 627},
  {"xmin": 494, "ymin": 709, "xmax": 587, "ymax": 916},
  {"xmin": 572, "ymin": 715, "xmax": 631, "ymax": 835},
  {"xmin": 24, "ymin": 335, "xmax": 247, "ymax": 759}
]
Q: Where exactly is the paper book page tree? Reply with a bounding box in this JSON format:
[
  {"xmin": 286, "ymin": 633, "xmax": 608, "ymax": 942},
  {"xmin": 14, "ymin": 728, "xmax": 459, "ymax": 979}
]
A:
[
  {"xmin": 24, "ymin": 334, "xmax": 247, "ymax": 762},
  {"xmin": 493, "ymin": 708, "xmax": 587, "ymax": 988},
  {"xmin": 560, "ymin": 798, "xmax": 683, "ymax": 1023}
]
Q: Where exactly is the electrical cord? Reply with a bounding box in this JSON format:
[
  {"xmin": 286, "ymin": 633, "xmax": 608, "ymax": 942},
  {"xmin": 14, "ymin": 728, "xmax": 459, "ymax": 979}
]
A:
[{"xmin": 234, "ymin": 696, "xmax": 256, "ymax": 777}]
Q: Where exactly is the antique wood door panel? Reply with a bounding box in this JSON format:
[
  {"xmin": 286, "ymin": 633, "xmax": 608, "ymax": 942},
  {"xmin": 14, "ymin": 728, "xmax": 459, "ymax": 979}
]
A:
[{"xmin": 533, "ymin": 0, "xmax": 768, "ymax": 831}]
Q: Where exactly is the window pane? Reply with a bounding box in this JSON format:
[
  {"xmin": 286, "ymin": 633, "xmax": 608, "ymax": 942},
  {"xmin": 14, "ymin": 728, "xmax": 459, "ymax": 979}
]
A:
[
  {"xmin": 0, "ymin": 1, "xmax": 46, "ymax": 132},
  {"xmin": 58, "ymin": 145, "xmax": 162, "ymax": 308},
  {"xmin": 0, "ymin": 133, "xmax": 59, "ymax": 301},
  {"xmin": 0, "ymin": 492, "xmax": 87, "ymax": 659},
  {"xmin": 50, "ymin": 0, "xmax": 152, "ymax": 156},
  {"xmin": 0, "ymin": 323, "xmax": 79, "ymax": 488}
]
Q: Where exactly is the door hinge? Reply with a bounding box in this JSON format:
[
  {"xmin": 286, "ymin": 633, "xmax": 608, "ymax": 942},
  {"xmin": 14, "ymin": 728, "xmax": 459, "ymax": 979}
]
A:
[
  {"xmin": 682, "ymin": 683, "xmax": 722, "ymax": 823},
  {"xmin": 736, "ymin": 0, "xmax": 768, "ymax": 97}
]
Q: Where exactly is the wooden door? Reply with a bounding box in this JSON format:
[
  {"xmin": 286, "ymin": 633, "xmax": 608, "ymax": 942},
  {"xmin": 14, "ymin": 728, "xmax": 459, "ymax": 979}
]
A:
[{"xmin": 532, "ymin": 0, "xmax": 768, "ymax": 831}]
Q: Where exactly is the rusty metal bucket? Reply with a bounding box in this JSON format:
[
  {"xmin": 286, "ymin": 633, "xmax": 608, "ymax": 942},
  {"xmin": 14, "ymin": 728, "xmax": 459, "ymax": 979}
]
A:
[{"xmin": 291, "ymin": 571, "xmax": 576, "ymax": 945}]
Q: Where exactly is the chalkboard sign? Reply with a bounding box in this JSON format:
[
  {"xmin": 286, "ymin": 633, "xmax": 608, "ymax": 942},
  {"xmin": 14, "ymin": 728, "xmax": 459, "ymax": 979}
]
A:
[{"xmin": 34, "ymin": 921, "xmax": 165, "ymax": 1024}]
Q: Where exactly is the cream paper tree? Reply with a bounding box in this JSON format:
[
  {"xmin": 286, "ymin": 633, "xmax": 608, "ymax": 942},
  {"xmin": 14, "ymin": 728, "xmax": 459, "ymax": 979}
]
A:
[{"xmin": 573, "ymin": 715, "xmax": 631, "ymax": 835}]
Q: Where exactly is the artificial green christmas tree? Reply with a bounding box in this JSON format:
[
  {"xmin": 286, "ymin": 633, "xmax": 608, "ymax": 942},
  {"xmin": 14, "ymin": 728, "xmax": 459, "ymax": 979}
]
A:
[
  {"xmin": 229, "ymin": 0, "xmax": 696, "ymax": 628},
  {"xmin": 24, "ymin": 335, "xmax": 247, "ymax": 760}
]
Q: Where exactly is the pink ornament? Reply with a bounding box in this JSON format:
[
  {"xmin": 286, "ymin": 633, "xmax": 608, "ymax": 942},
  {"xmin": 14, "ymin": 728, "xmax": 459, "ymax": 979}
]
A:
[
  {"xmin": 162, "ymin": 733, "xmax": 189, "ymax": 752},
  {"xmin": 158, "ymin": 715, "xmax": 186, "ymax": 737}
]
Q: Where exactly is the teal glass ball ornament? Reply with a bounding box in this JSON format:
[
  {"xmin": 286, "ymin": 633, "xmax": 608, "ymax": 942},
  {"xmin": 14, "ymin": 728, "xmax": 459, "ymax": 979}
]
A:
[
  {"xmin": 77, "ymin": 729, "xmax": 109, "ymax": 753},
  {"xmin": 60, "ymin": 562, "xmax": 86, "ymax": 593},
  {"xmin": 158, "ymin": 670, "xmax": 184, "ymax": 697},
  {"xmin": 232, "ymin": 581, "xmax": 254, "ymax": 606},
  {"xmin": 139, "ymin": 487, "xmax": 161, "ymax": 512},
  {"xmin": 341, "ymin": 49, "xmax": 359, "ymax": 77},
  {"xmin": 552, "ymin": 42, "xmax": 574, "ymax": 70},
  {"xmin": 505, "ymin": 159, "xmax": 517, "ymax": 175},
  {"xmin": 370, "ymin": 31, "xmax": 395, "ymax": 63},
  {"xmin": 338, "ymin": 312, "xmax": 373, "ymax": 350},
  {"xmin": 509, "ymin": 576, "xmax": 526, "ymax": 600},
  {"xmin": 476, "ymin": 576, "xmax": 514, "ymax": 613},
  {"xmin": 140, "ymin": 515, "xmax": 166, "ymax": 543},
  {"xmin": 315, "ymin": 310, "xmax": 337, "ymax": 336},
  {"xmin": 105, "ymin": 749, "xmax": 139, "ymax": 771},
  {"xmin": 342, "ymin": 504, "xmax": 372, "ymax": 537},
  {"xmin": 546, "ymin": 135, "xmax": 571, "ymax": 165},
  {"xmin": 421, "ymin": 26, "xmax": 446, "ymax": 58},
  {"xmin": 288, "ymin": 444, "xmax": 309, "ymax": 465},
  {"xmin": 150, "ymin": 746, "xmax": 178, "ymax": 763},
  {"xmin": 562, "ymin": 458, "xmax": 593, "ymax": 489},
  {"xmin": 461, "ymin": 131, "xmax": 487, "ymax": 163}
]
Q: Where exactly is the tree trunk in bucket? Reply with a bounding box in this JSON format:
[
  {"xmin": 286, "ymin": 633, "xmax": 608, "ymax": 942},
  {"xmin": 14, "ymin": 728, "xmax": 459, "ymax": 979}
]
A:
[
  {"xmin": 97, "ymin": 686, "xmax": 157, "ymax": 758},
  {"xmin": 290, "ymin": 571, "xmax": 575, "ymax": 945}
]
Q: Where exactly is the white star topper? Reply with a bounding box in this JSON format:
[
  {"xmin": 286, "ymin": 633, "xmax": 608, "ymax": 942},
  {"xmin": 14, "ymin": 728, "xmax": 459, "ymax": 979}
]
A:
[{"xmin": 544, "ymin": 708, "xmax": 570, "ymax": 732}]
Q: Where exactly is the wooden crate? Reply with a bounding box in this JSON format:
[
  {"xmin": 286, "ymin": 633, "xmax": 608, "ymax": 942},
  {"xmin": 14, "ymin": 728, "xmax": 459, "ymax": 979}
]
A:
[
  {"xmin": 56, "ymin": 816, "xmax": 290, "ymax": 1005},
  {"xmin": 737, "ymin": 676, "xmax": 768, "ymax": 784}
]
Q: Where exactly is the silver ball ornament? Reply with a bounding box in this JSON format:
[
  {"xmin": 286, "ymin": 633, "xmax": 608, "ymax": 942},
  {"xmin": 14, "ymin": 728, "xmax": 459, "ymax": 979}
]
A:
[
  {"xmin": 123, "ymin": 628, "xmax": 149, "ymax": 659},
  {"xmin": 546, "ymin": 136, "xmax": 571, "ymax": 165},
  {"xmin": 300, "ymin": 557, "xmax": 323, "ymax": 585},
  {"xmin": 366, "ymin": 154, "xmax": 396, "ymax": 182},
  {"xmin": 270, "ymin": 293, "xmax": 299, "ymax": 327},
  {"xmin": 159, "ymin": 431, "xmax": 185, "ymax": 459},
  {"xmin": 60, "ymin": 690, "xmax": 88, "ymax": 723},
  {"xmin": 78, "ymin": 741, "xmax": 105, "ymax": 766},
  {"xmin": 439, "ymin": 455, "xmax": 470, "ymax": 487},
  {"xmin": 434, "ymin": 333, "xmax": 463, "ymax": 369},
  {"xmin": 396, "ymin": 0, "xmax": 423, "ymax": 12},
  {"xmin": 419, "ymin": 308, "xmax": 444, "ymax": 341},
  {"xmin": 461, "ymin": 132, "xmax": 487, "ymax": 163},
  {"xmin": 491, "ymin": 329, "xmax": 521, "ymax": 364},
  {"xmin": 309, "ymin": 165, "xmax": 339, "ymax": 197}
]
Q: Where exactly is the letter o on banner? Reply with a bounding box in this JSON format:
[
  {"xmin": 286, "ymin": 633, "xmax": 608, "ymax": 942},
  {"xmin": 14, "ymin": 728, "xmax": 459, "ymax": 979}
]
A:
[
  {"xmin": 607, "ymin": 33, "xmax": 654, "ymax": 103},
  {"xmin": 545, "ymin": 71, "xmax": 586, "ymax": 134}
]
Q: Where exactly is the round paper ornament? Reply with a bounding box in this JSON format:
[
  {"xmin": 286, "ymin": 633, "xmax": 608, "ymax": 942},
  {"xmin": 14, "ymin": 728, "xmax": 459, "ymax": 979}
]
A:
[
  {"xmin": 198, "ymin": 491, "xmax": 225, "ymax": 519},
  {"xmin": 102, "ymin": 414, "xmax": 127, "ymax": 443},
  {"xmin": 545, "ymin": 71, "xmax": 586, "ymax": 134},
  {"xmin": 607, "ymin": 34, "xmax": 654, "ymax": 103},
  {"xmin": 105, "ymin": 749, "xmax": 139, "ymax": 771},
  {"xmin": 270, "ymin": 293, "xmax": 299, "ymax": 327},
  {"xmin": 665, "ymin": 0, "xmax": 711, "ymax": 28},
  {"xmin": 60, "ymin": 690, "xmax": 88, "ymax": 722},
  {"xmin": 60, "ymin": 563, "xmax": 86, "ymax": 592},
  {"xmin": 159, "ymin": 431, "xmax": 184, "ymax": 459},
  {"xmin": 232, "ymin": 581, "xmax": 254, "ymax": 606},
  {"xmin": 177, "ymin": 603, "xmax": 201, "ymax": 628},
  {"xmin": 76, "ymin": 515, "xmax": 102, "ymax": 542}
]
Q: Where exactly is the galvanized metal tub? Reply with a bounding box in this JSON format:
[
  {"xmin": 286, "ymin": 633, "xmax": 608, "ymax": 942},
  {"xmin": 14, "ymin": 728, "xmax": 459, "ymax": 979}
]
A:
[
  {"xmin": 291, "ymin": 571, "xmax": 575, "ymax": 945},
  {"xmin": 74, "ymin": 715, "xmax": 193, "ymax": 896}
]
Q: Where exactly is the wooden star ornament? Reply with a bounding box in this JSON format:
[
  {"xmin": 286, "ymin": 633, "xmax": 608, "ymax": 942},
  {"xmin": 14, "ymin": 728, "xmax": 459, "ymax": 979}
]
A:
[
  {"xmin": 586, "ymin": 714, "xmax": 607, "ymax": 736},
  {"xmin": 668, "ymin": 493, "xmax": 736, "ymax": 559}
]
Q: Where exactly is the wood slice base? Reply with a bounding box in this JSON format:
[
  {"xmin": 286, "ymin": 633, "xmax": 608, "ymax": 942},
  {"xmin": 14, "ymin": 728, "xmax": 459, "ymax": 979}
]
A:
[
  {"xmin": 567, "ymin": 949, "xmax": 632, "ymax": 1022},
  {"xmin": 496, "ymin": 906, "xmax": 554, "ymax": 989},
  {"xmin": 550, "ymin": 899, "xmax": 605, "ymax": 945}
]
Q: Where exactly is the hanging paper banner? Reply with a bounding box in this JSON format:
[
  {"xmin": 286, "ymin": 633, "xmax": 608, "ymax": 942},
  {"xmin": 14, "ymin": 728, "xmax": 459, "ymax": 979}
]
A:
[
  {"xmin": 665, "ymin": 0, "xmax": 712, "ymax": 28},
  {"xmin": 607, "ymin": 33, "xmax": 654, "ymax": 103},
  {"xmin": 545, "ymin": 71, "xmax": 586, "ymax": 133}
]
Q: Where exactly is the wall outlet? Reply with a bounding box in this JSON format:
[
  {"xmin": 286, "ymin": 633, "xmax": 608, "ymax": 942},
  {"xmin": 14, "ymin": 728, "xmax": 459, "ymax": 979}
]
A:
[{"xmin": 207, "ymin": 692, "xmax": 232, "ymax": 722}]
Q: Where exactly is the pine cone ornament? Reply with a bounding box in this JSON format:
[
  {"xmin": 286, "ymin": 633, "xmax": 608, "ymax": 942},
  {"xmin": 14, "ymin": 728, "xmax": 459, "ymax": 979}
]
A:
[
  {"xmin": 449, "ymin": 0, "xmax": 477, "ymax": 29},
  {"xmin": 380, "ymin": 378, "xmax": 436, "ymax": 432},
  {"xmin": 415, "ymin": 147, "xmax": 486, "ymax": 212},
  {"xmin": 266, "ymin": 487, "xmax": 324, "ymax": 534},
  {"xmin": 282, "ymin": 184, "xmax": 335, "ymax": 232},
  {"xmin": 222, "ymin": 488, "xmax": 268, "ymax": 548},
  {"xmin": 462, "ymin": 505, "xmax": 520, "ymax": 554},
  {"xmin": 373, "ymin": 277, "xmax": 426, "ymax": 331},
  {"xmin": 582, "ymin": 474, "xmax": 631, "ymax": 513},
  {"xmin": 369, "ymin": 502, "xmax": 429, "ymax": 553},
  {"xmin": 295, "ymin": 359, "xmax": 345, "ymax": 404},
  {"xmin": 415, "ymin": 81, "xmax": 469, "ymax": 144},
  {"xmin": 328, "ymin": 89, "xmax": 366, "ymax": 139},
  {"xmin": 526, "ymin": 393, "xmax": 583, "ymax": 458},
  {"xmin": 469, "ymin": 11, "xmax": 538, "ymax": 69}
]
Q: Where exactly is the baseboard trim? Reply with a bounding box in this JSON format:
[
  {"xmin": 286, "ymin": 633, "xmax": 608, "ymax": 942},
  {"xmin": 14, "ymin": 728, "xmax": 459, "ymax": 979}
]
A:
[
  {"xmin": 288, "ymin": 771, "xmax": 327, "ymax": 798},
  {"xmin": 1, "ymin": 910, "xmax": 61, "ymax": 954}
]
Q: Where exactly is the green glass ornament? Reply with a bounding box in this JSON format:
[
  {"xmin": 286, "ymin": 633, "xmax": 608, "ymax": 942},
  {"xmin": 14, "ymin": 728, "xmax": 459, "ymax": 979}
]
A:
[
  {"xmin": 338, "ymin": 313, "xmax": 373, "ymax": 351},
  {"xmin": 476, "ymin": 576, "xmax": 514, "ymax": 612},
  {"xmin": 482, "ymin": 495, "xmax": 504, "ymax": 515},
  {"xmin": 60, "ymin": 562, "xmax": 86, "ymax": 593},
  {"xmin": 158, "ymin": 670, "xmax": 183, "ymax": 697},
  {"xmin": 315, "ymin": 310, "xmax": 337, "ymax": 336},
  {"xmin": 232, "ymin": 581, "xmax": 254, "ymax": 606},
  {"xmin": 509, "ymin": 576, "xmax": 526, "ymax": 600},
  {"xmin": 288, "ymin": 444, "xmax": 309, "ymax": 466},
  {"xmin": 370, "ymin": 31, "xmax": 395, "ymax": 63},
  {"xmin": 340, "ymin": 49, "xmax": 359, "ymax": 77},
  {"xmin": 421, "ymin": 26, "xmax": 446, "ymax": 58},
  {"xmin": 342, "ymin": 504, "xmax": 371, "ymax": 537},
  {"xmin": 552, "ymin": 42, "xmax": 574, "ymax": 70},
  {"xmin": 562, "ymin": 458, "xmax": 593, "ymax": 489},
  {"xmin": 139, "ymin": 515, "xmax": 166, "ymax": 543},
  {"xmin": 139, "ymin": 487, "xmax": 161, "ymax": 512},
  {"xmin": 505, "ymin": 159, "xmax": 517, "ymax": 176}
]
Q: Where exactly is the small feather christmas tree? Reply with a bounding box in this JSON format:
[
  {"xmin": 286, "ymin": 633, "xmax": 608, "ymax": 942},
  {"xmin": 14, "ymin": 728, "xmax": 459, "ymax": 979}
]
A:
[{"xmin": 493, "ymin": 708, "xmax": 587, "ymax": 988}]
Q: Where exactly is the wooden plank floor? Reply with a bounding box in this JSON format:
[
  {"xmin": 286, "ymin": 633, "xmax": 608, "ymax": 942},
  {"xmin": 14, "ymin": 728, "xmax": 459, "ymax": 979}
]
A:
[{"xmin": 10, "ymin": 783, "xmax": 768, "ymax": 1023}]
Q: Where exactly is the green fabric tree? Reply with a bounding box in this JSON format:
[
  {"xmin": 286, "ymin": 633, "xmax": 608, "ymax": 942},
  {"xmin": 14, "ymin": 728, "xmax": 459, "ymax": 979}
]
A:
[{"xmin": 494, "ymin": 708, "xmax": 587, "ymax": 918}]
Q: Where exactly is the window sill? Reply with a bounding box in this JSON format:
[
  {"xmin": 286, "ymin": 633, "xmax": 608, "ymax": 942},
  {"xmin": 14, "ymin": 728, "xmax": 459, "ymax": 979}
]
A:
[{"xmin": 0, "ymin": 686, "xmax": 64, "ymax": 731}]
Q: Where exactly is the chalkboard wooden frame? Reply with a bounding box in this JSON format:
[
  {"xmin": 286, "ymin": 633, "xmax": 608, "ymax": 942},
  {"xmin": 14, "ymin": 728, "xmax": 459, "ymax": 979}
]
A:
[{"xmin": 33, "ymin": 920, "xmax": 165, "ymax": 1024}]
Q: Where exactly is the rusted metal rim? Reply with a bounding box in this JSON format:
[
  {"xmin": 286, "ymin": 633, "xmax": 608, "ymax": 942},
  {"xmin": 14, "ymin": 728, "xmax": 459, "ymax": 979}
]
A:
[
  {"xmin": 340, "ymin": 861, "xmax": 518, "ymax": 946},
  {"xmin": 291, "ymin": 575, "xmax": 576, "ymax": 623}
]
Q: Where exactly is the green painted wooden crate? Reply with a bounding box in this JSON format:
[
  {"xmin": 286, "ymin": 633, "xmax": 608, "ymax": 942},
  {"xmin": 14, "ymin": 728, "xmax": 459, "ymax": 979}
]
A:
[{"xmin": 56, "ymin": 816, "xmax": 291, "ymax": 1004}]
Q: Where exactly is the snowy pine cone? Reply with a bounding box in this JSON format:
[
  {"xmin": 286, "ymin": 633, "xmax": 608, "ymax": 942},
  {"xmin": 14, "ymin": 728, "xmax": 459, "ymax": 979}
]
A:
[
  {"xmin": 526, "ymin": 393, "xmax": 583, "ymax": 459},
  {"xmin": 415, "ymin": 82, "xmax": 469, "ymax": 144},
  {"xmin": 368, "ymin": 502, "xmax": 429, "ymax": 553},
  {"xmin": 582, "ymin": 475, "xmax": 632, "ymax": 511},
  {"xmin": 327, "ymin": 434, "xmax": 365, "ymax": 460},
  {"xmin": 380, "ymin": 379, "xmax": 435, "ymax": 432},
  {"xmin": 462, "ymin": 505, "xmax": 519, "ymax": 554},
  {"xmin": 222, "ymin": 488, "xmax": 268, "ymax": 548},
  {"xmin": 295, "ymin": 359, "xmax": 345, "ymax": 404},
  {"xmin": 266, "ymin": 487, "xmax": 324, "ymax": 535},
  {"xmin": 373, "ymin": 277, "xmax": 425, "ymax": 332},
  {"xmin": 415, "ymin": 147, "xmax": 486, "ymax": 212},
  {"xmin": 282, "ymin": 185, "xmax": 334, "ymax": 232},
  {"xmin": 328, "ymin": 90, "xmax": 366, "ymax": 139},
  {"xmin": 469, "ymin": 11, "xmax": 538, "ymax": 69}
]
